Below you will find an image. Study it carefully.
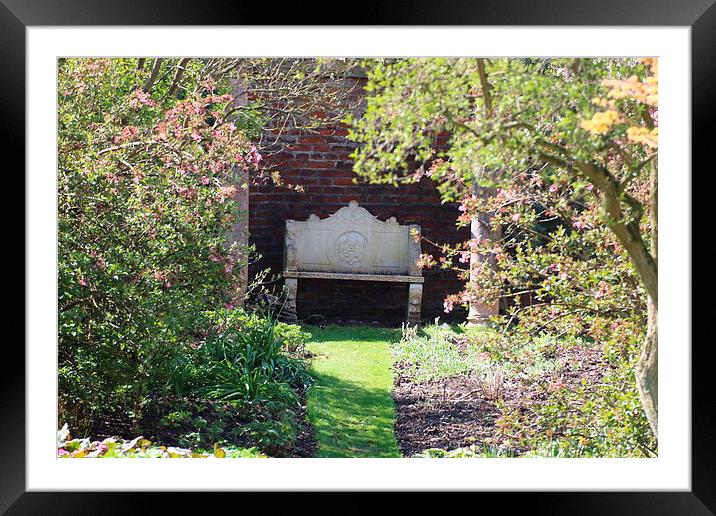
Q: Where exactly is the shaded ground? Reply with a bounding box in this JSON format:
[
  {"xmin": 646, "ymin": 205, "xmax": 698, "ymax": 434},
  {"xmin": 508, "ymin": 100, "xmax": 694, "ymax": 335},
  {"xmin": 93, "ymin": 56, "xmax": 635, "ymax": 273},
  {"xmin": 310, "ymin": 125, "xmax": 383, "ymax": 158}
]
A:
[
  {"xmin": 305, "ymin": 326, "xmax": 402, "ymax": 458},
  {"xmin": 291, "ymin": 387, "xmax": 318, "ymax": 457},
  {"xmin": 393, "ymin": 338, "xmax": 608, "ymax": 456},
  {"xmin": 87, "ymin": 385, "xmax": 316, "ymax": 457}
]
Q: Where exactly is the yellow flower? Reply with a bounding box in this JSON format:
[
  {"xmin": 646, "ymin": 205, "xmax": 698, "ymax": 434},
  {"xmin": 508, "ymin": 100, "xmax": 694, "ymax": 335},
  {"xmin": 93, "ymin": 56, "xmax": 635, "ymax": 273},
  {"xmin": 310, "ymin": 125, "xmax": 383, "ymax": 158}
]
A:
[
  {"xmin": 626, "ymin": 126, "xmax": 658, "ymax": 148},
  {"xmin": 580, "ymin": 110, "xmax": 621, "ymax": 135}
]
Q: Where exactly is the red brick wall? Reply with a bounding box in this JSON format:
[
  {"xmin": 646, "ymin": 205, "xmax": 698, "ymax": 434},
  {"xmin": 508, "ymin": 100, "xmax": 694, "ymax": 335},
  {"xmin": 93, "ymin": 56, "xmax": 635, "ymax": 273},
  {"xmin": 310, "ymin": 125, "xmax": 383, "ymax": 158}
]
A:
[{"xmin": 248, "ymin": 85, "xmax": 468, "ymax": 325}]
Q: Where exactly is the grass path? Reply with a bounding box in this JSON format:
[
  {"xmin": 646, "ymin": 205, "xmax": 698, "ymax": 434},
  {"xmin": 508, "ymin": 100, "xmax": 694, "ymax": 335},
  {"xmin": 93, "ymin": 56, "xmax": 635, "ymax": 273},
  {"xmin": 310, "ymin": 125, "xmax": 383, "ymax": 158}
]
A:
[{"xmin": 305, "ymin": 326, "xmax": 402, "ymax": 458}]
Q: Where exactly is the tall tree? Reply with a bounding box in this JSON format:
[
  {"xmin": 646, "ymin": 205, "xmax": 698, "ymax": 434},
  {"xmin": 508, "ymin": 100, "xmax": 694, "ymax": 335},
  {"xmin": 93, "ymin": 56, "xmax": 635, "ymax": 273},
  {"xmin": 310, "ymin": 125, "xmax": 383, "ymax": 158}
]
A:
[{"xmin": 349, "ymin": 58, "xmax": 658, "ymax": 438}]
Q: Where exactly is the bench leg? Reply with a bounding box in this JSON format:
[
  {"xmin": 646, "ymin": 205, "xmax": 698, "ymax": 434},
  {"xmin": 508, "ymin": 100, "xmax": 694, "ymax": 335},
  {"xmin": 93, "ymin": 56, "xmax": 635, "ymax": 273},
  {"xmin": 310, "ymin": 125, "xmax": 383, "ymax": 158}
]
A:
[
  {"xmin": 283, "ymin": 277, "xmax": 298, "ymax": 323},
  {"xmin": 406, "ymin": 283, "xmax": 423, "ymax": 325}
]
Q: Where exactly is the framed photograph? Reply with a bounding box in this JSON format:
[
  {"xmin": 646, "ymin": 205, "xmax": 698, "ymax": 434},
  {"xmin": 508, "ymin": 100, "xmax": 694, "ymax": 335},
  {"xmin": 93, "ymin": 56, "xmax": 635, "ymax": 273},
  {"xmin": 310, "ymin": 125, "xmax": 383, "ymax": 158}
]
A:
[{"xmin": 7, "ymin": 0, "xmax": 710, "ymax": 510}]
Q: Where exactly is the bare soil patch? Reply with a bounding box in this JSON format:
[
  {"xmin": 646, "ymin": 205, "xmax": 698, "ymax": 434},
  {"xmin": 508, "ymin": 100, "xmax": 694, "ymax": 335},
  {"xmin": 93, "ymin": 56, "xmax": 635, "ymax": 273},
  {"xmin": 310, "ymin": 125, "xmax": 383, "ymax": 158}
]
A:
[{"xmin": 392, "ymin": 341, "xmax": 609, "ymax": 456}]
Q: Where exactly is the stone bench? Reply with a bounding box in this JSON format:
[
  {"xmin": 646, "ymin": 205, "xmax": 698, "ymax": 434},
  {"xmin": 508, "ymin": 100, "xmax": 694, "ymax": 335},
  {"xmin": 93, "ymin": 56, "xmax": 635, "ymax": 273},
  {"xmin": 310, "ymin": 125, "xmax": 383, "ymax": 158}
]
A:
[{"xmin": 282, "ymin": 201, "xmax": 424, "ymax": 324}]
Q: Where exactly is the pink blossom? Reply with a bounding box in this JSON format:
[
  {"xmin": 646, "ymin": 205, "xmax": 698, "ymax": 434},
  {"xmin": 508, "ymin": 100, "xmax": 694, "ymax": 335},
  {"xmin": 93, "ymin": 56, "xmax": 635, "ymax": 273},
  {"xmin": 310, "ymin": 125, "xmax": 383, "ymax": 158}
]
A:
[
  {"xmin": 94, "ymin": 257, "xmax": 107, "ymax": 270},
  {"xmin": 118, "ymin": 125, "xmax": 138, "ymax": 142},
  {"xmin": 476, "ymin": 351, "xmax": 491, "ymax": 362},
  {"xmin": 218, "ymin": 185, "xmax": 237, "ymax": 201},
  {"xmin": 549, "ymin": 184, "xmax": 559, "ymax": 193},
  {"xmin": 457, "ymin": 212, "xmax": 471, "ymax": 224},
  {"xmin": 129, "ymin": 90, "xmax": 156, "ymax": 108},
  {"xmin": 78, "ymin": 277, "xmax": 88, "ymax": 286},
  {"xmin": 247, "ymin": 145, "xmax": 262, "ymax": 166},
  {"xmin": 511, "ymin": 213, "xmax": 521, "ymax": 222},
  {"xmin": 200, "ymin": 176, "xmax": 210, "ymax": 185},
  {"xmin": 548, "ymin": 380, "xmax": 565, "ymax": 392}
]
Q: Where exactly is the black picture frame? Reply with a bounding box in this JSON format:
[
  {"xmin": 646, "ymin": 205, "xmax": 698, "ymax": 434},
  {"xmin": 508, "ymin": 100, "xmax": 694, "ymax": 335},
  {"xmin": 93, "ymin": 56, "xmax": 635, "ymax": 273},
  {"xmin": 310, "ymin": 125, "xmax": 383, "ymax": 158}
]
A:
[{"xmin": 5, "ymin": 0, "xmax": 710, "ymax": 511}]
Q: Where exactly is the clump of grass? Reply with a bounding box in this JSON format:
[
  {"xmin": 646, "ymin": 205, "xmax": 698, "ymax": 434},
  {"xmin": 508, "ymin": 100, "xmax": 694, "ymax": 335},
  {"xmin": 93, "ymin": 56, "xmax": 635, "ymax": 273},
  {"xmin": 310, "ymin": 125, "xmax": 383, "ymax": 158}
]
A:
[
  {"xmin": 415, "ymin": 444, "xmax": 518, "ymax": 458},
  {"xmin": 392, "ymin": 324, "xmax": 469, "ymax": 382}
]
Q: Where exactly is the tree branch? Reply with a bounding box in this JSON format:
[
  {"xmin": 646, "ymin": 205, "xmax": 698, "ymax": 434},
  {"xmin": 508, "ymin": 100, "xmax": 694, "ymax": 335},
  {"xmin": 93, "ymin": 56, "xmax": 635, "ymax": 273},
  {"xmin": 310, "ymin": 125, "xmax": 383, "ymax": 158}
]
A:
[
  {"xmin": 142, "ymin": 58, "xmax": 164, "ymax": 93},
  {"xmin": 476, "ymin": 58, "xmax": 493, "ymax": 116},
  {"xmin": 167, "ymin": 58, "xmax": 191, "ymax": 97},
  {"xmin": 538, "ymin": 150, "xmax": 658, "ymax": 306}
]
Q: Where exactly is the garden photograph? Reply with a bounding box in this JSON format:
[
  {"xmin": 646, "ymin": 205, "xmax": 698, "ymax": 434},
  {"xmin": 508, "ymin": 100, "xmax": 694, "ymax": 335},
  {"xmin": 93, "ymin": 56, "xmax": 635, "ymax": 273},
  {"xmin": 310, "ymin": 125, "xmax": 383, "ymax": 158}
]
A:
[{"xmin": 57, "ymin": 56, "xmax": 659, "ymax": 461}]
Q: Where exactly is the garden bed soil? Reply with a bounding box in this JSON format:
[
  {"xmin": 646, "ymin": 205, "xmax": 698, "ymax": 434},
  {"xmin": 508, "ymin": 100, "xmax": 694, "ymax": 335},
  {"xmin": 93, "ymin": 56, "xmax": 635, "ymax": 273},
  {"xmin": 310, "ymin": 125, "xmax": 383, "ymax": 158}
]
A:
[
  {"xmin": 289, "ymin": 387, "xmax": 318, "ymax": 457},
  {"xmin": 392, "ymin": 342, "xmax": 609, "ymax": 456},
  {"xmin": 393, "ymin": 370, "xmax": 508, "ymax": 456}
]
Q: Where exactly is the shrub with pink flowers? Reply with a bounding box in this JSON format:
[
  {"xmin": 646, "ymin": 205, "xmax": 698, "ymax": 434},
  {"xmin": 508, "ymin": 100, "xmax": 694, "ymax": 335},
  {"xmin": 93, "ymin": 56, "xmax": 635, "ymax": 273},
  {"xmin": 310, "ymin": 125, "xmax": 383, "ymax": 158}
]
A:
[{"xmin": 58, "ymin": 58, "xmax": 261, "ymax": 432}]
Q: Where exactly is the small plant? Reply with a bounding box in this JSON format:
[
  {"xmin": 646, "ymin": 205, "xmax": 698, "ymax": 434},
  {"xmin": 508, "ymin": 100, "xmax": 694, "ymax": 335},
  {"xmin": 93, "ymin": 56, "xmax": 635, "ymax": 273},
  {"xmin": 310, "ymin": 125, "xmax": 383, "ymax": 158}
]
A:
[
  {"xmin": 416, "ymin": 444, "xmax": 517, "ymax": 458},
  {"xmin": 474, "ymin": 367, "xmax": 505, "ymax": 402},
  {"xmin": 160, "ymin": 410, "xmax": 192, "ymax": 429},
  {"xmin": 57, "ymin": 424, "xmax": 265, "ymax": 458},
  {"xmin": 393, "ymin": 323, "xmax": 469, "ymax": 382}
]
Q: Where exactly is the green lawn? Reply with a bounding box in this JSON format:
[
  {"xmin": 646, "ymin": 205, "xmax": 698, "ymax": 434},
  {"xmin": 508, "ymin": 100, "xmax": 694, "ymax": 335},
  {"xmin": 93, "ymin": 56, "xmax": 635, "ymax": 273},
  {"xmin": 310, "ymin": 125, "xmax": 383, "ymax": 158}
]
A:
[{"xmin": 305, "ymin": 326, "xmax": 402, "ymax": 458}]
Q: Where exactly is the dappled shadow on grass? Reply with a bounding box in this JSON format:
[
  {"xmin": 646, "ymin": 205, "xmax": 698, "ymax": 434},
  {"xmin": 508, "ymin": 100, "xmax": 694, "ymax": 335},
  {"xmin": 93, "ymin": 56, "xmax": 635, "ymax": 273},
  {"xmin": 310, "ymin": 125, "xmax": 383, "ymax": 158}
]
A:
[{"xmin": 307, "ymin": 370, "xmax": 401, "ymax": 458}]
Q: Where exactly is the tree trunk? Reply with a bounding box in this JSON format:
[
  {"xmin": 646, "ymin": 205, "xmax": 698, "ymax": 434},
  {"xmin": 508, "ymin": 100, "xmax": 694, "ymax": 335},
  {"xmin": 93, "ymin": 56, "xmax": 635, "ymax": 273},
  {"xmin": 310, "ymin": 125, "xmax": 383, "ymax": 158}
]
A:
[
  {"xmin": 636, "ymin": 163, "xmax": 658, "ymax": 439},
  {"xmin": 636, "ymin": 299, "xmax": 658, "ymax": 438}
]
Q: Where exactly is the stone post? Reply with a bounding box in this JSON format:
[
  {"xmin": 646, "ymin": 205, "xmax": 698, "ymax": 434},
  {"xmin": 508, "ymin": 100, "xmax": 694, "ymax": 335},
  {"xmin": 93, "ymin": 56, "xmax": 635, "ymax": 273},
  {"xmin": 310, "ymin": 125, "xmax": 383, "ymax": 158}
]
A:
[
  {"xmin": 405, "ymin": 224, "xmax": 424, "ymax": 325},
  {"xmin": 230, "ymin": 78, "xmax": 250, "ymax": 305},
  {"xmin": 406, "ymin": 283, "xmax": 423, "ymax": 325},
  {"xmin": 283, "ymin": 277, "xmax": 298, "ymax": 323},
  {"xmin": 230, "ymin": 173, "xmax": 249, "ymax": 306},
  {"xmin": 466, "ymin": 188, "xmax": 500, "ymax": 326}
]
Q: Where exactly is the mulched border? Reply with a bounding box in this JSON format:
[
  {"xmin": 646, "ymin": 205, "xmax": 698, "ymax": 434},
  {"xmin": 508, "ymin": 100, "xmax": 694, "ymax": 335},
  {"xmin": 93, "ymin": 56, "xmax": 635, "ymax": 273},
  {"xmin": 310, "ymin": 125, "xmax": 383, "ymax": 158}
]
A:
[
  {"xmin": 392, "ymin": 342, "xmax": 609, "ymax": 457},
  {"xmin": 289, "ymin": 386, "xmax": 318, "ymax": 457}
]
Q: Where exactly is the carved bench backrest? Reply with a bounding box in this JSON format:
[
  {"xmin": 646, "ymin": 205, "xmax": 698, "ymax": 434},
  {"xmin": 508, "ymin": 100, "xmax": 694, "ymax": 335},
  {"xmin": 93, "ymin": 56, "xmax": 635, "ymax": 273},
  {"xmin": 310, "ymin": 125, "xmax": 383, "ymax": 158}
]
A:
[{"xmin": 284, "ymin": 201, "xmax": 422, "ymax": 276}]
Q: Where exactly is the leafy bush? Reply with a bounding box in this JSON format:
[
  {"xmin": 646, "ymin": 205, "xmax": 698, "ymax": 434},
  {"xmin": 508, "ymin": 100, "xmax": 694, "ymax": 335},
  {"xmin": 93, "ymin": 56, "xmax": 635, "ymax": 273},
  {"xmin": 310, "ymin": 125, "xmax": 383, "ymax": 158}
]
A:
[
  {"xmin": 495, "ymin": 323, "xmax": 656, "ymax": 457},
  {"xmin": 350, "ymin": 57, "xmax": 659, "ymax": 442},
  {"xmin": 164, "ymin": 309, "xmax": 312, "ymax": 403},
  {"xmin": 57, "ymin": 58, "xmax": 261, "ymax": 433}
]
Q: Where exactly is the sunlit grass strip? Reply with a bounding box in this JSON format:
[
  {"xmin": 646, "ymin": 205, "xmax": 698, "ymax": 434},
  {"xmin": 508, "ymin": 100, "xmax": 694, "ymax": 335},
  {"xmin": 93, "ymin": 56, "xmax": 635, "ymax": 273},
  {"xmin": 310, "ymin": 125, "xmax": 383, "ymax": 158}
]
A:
[{"xmin": 306, "ymin": 326, "xmax": 402, "ymax": 458}]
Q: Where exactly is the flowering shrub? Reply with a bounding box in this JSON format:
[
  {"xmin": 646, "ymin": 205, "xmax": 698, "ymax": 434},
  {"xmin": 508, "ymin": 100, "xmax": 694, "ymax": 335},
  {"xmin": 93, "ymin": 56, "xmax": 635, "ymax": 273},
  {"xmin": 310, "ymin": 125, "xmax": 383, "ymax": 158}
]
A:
[{"xmin": 58, "ymin": 59, "xmax": 261, "ymax": 432}]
